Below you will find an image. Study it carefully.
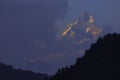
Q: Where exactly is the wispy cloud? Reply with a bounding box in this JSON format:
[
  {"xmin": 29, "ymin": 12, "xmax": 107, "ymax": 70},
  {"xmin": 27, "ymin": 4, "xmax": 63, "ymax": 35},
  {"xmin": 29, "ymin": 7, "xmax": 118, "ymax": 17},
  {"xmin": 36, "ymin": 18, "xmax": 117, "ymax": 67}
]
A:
[{"xmin": 0, "ymin": 0, "xmax": 68, "ymax": 74}]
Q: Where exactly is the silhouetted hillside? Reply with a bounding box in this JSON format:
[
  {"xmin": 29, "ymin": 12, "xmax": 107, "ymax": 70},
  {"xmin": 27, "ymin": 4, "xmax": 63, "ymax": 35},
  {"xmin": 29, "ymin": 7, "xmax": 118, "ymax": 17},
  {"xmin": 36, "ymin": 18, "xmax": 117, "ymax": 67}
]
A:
[
  {"xmin": 0, "ymin": 63, "xmax": 50, "ymax": 80},
  {"xmin": 51, "ymin": 33, "xmax": 120, "ymax": 80}
]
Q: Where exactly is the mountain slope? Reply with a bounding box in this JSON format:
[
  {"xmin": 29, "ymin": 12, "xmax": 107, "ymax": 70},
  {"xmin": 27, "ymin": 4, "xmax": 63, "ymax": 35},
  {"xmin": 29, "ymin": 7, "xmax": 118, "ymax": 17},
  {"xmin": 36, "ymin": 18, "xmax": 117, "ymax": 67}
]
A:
[
  {"xmin": 54, "ymin": 12, "xmax": 102, "ymax": 60},
  {"xmin": 0, "ymin": 63, "xmax": 50, "ymax": 80},
  {"xmin": 58, "ymin": 12, "xmax": 102, "ymax": 54},
  {"xmin": 51, "ymin": 33, "xmax": 120, "ymax": 80},
  {"xmin": 61, "ymin": 12, "xmax": 102, "ymax": 43}
]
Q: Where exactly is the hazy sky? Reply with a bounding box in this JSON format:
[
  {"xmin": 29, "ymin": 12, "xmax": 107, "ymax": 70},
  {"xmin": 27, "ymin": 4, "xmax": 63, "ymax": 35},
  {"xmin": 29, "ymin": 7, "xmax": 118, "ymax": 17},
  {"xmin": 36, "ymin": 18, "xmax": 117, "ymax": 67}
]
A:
[
  {"xmin": 0, "ymin": 0, "xmax": 120, "ymax": 74},
  {"xmin": 60, "ymin": 0, "xmax": 120, "ymax": 32},
  {"xmin": 0, "ymin": 0, "xmax": 68, "ymax": 74}
]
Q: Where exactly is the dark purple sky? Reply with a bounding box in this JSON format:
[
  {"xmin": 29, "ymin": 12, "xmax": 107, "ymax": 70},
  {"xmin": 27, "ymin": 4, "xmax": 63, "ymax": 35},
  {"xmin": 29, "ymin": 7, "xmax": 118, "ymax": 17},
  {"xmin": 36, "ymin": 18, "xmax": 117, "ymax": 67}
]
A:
[
  {"xmin": 0, "ymin": 0, "xmax": 68, "ymax": 74},
  {"xmin": 57, "ymin": 0, "xmax": 120, "ymax": 33},
  {"xmin": 0, "ymin": 0, "xmax": 120, "ymax": 74}
]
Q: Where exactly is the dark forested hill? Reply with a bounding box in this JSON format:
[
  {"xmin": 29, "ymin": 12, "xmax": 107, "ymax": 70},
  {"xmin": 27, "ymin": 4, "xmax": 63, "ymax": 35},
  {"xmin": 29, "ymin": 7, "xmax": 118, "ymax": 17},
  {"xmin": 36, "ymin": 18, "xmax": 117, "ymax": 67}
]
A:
[
  {"xmin": 0, "ymin": 63, "xmax": 50, "ymax": 80},
  {"xmin": 51, "ymin": 33, "xmax": 120, "ymax": 80}
]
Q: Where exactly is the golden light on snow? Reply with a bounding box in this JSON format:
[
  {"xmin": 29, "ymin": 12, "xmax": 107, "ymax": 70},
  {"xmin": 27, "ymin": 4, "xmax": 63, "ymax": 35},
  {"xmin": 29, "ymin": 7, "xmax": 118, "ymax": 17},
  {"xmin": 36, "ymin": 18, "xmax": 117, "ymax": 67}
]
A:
[
  {"xmin": 73, "ymin": 20, "xmax": 78, "ymax": 25},
  {"xmin": 70, "ymin": 31, "xmax": 75, "ymax": 38},
  {"xmin": 61, "ymin": 12, "xmax": 102, "ymax": 40},
  {"xmin": 89, "ymin": 16, "xmax": 94, "ymax": 23},
  {"xmin": 86, "ymin": 27, "xmax": 91, "ymax": 33},
  {"xmin": 62, "ymin": 19, "xmax": 78, "ymax": 37},
  {"xmin": 62, "ymin": 25, "xmax": 72, "ymax": 37}
]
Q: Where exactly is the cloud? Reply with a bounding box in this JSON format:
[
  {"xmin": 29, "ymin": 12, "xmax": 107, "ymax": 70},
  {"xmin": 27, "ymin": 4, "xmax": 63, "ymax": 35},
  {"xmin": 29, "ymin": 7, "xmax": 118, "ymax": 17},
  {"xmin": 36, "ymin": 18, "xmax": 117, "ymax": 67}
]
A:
[
  {"xmin": 64, "ymin": 0, "xmax": 120, "ymax": 32},
  {"xmin": 0, "ymin": 0, "xmax": 68, "ymax": 74},
  {"xmin": 28, "ymin": 50, "xmax": 84, "ymax": 74}
]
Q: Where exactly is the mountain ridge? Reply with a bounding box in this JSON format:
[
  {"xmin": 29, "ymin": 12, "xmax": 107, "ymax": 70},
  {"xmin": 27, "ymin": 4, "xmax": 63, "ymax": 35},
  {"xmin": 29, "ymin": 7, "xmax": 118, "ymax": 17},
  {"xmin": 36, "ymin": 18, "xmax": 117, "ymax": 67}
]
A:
[
  {"xmin": 51, "ymin": 33, "xmax": 120, "ymax": 80},
  {"xmin": 0, "ymin": 63, "xmax": 50, "ymax": 80},
  {"xmin": 61, "ymin": 12, "xmax": 102, "ymax": 40}
]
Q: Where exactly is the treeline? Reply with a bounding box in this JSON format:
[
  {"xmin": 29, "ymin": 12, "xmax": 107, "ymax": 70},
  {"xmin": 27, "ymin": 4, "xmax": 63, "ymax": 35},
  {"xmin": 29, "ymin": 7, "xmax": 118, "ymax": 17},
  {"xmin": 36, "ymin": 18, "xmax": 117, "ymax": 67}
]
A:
[
  {"xmin": 0, "ymin": 63, "xmax": 50, "ymax": 80},
  {"xmin": 1, "ymin": 33, "xmax": 120, "ymax": 80},
  {"xmin": 51, "ymin": 33, "xmax": 120, "ymax": 80}
]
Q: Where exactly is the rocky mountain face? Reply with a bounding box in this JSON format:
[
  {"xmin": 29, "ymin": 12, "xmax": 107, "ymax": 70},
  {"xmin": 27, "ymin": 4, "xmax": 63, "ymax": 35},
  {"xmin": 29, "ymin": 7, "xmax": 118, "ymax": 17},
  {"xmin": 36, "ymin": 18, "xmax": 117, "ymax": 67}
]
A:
[
  {"xmin": 57, "ymin": 12, "xmax": 102, "ymax": 55},
  {"xmin": 61, "ymin": 12, "xmax": 102, "ymax": 45},
  {"xmin": 20, "ymin": 12, "xmax": 102, "ymax": 74}
]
